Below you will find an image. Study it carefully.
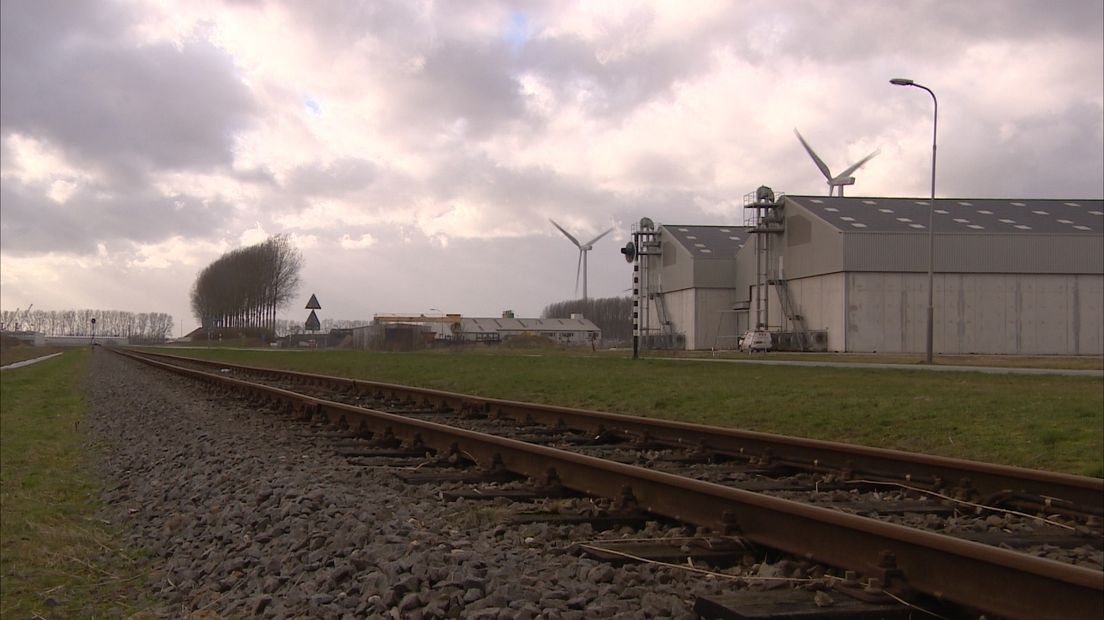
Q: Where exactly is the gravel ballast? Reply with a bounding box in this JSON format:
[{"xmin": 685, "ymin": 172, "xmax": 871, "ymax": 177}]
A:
[{"xmin": 87, "ymin": 350, "xmax": 747, "ymax": 618}]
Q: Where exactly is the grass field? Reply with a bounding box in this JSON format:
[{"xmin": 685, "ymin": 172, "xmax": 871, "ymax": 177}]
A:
[
  {"xmin": 157, "ymin": 347, "xmax": 1104, "ymax": 477},
  {"xmin": 0, "ymin": 350, "xmax": 150, "ymax": 618}
]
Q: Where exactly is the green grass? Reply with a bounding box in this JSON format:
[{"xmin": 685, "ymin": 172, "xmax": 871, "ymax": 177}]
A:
[
  {"xmin": 154, "ymin": 347, "xmax": 1104, "ymax": 477},
  {"xmin": 1, "ymin": 350, "xmax": 151, "ymax": 618}
]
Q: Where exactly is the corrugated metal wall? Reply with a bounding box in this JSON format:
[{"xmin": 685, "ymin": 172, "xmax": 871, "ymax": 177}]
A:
[
  {"xmin": 782, "ymin": 210, "xmax": 844, "ymax": 279},
  {"xmin": 692, "ymin": 288, "xmax": 742, "ymax": 350},
  {"xmin": 842, "ymin": 233, "xmax": 1103, "ymax": 274},
  {"xmin": 846, "ymin": 272, "xmax": 1103, "ymax": 354}
]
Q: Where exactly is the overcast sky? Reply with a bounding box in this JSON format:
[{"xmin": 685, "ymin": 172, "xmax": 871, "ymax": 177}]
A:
[{"xmin": 2, "ymin": 0, "xmax": 1102, "ymax": 334}]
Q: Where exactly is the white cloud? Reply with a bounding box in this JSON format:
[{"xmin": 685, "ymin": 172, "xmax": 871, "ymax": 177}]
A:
[
  {"xmin": 127, "ymin": 235, "xmax": 228, "ymax": 269},
  {"xmin": 2, "ymin": 133, "xmax": 96, "ymax": 186},
  {"xmin": 238, "ymin": 223, "xmax": 269, "ymax": 247},
  {"xmin": 273, "ymin": 200, "xmax": 389, "ymax": 231},
  {"xmin": 47, "ymin": 179, "xmax": 78, "ymax": 204},
  {"xmin": 290, "ymin": 233, "xmax": 319, "ymax": 250},
  {"xmin": 339, "ymin": 233, "xmax": 376, "ymax": 250}
]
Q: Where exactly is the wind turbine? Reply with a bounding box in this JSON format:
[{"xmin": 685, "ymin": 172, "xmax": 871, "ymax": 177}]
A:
[
  {"xmin": 549, "ymin": 219, "xmax": 613, "ymax": 300},
  {"xmin": 794, "ymin": 129, "xmax": 880, "ymax": 197}
]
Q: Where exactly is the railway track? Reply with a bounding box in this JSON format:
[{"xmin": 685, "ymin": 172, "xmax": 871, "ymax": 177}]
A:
[{"xmin": 115, "ymin": 348, "xmax": 1104, "ymax": 619}]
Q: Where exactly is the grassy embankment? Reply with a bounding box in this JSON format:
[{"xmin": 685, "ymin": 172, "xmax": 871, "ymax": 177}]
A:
[
  {"xmin": 0, "ymin": 349, "xmax": 151, "ymax": 618},
  {"xmin": 0, "ymin": 346, "xmax": 66, "ymax": 367},
  {"xmin": 161, "ymin": 347, "xmax": 1103, "ymax": 477}
]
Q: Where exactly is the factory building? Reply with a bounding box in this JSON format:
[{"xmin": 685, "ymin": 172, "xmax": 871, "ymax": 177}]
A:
[
  {"xmin": 353, "ymin": 312, "xmax": 601, "ymax": 350},
  {"xmin": 629, "ymin": 193, "xmax": 1103, "ymax": 355},
  {"xmin": 458, "ymin": 315, "xmax": 600, "ymax": 345},
  {"xmin": 628, "ymin": 225, "xmax": 754, "ymax": 350}
]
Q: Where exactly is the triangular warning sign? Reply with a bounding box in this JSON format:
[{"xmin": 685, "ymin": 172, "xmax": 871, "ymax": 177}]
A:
[
  {"xmin": 305, "ymin": 294, "xmax": 321, "ymax": 309},
  {"xmin": 305, "ymin": 310, "xmax": 321, "ymax": 332}
]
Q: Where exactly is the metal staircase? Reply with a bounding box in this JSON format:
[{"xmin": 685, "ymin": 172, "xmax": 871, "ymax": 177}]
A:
[
  {"xmin": 770, "ymin": 278, "xmax": 810, "ymax": 351},
  {"xmin": 653, "ymin": 292, "xmax": 671, "ymax": 334}
]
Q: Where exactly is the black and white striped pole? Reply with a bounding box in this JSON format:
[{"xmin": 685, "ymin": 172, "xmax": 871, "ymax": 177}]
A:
[
  {"xmin": 621, "ymin": 236, "xmax": 642, "ymax": 360},
  {"xmin": 632, "ymin": 261, "xmax": 640, "ymax": 360}
]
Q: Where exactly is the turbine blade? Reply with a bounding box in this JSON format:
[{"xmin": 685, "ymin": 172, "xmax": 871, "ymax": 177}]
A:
[
  {"xmin": 575, "ymin": 251, "xmax": 583, "ymax": 297},
  {"xmin": 793, "ymin": 129, "xmax": 833, "ymax": 180},
  {"xmin": 836, "ymin": 149, "xmax": 881, "ymax": 179},
  {"xmin": 549, "ymin": 218, "xmax": 581, "ymax": 247},
  {"xmin": 582, "ymin": 227, "xmax": 614, "ymax": 247}
]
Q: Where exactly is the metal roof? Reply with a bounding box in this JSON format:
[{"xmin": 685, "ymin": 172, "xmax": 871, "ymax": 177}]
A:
[
  {"xmin": 461, "ymin": 317, "xmax": 600, "ymax": 333},
  {"xmin": 786, "ymin": 196, "xmax": 1104, "ymax": 234},
  {"xmin": 661, "ymin": 225, "xmax": 754, "ymax": 257}
]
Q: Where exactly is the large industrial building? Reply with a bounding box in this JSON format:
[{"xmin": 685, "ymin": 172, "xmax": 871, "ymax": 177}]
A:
[{"xmin": 629, "ymin": 193, "xmax": 1103, "ymax": 355}]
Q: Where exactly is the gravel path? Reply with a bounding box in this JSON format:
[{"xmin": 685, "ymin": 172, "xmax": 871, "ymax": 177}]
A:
[
  {"xmin": 87, "ymin": 349, "xmax": 743, "ymax": 618},
  {"xmin": 0, "ymin": 352, "xmax": 63, "ymax": 370}
]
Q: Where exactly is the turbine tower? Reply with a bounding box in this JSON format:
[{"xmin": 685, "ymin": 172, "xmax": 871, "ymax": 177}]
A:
[
  {"xmin": 549, "ymin": 219, "xmax": 613, "ymax": 300},
  {"xmin": 794, "ymin": 129, "xmax": 880, "ymax": 197}
]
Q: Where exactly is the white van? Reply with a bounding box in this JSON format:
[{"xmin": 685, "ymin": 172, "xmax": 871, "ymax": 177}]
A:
[{"xmin": 740, "ymin": 330, "xmax": 773, "ymax": 352}]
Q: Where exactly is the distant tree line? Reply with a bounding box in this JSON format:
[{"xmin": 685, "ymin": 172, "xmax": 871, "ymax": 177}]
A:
[
  {"xmin": 0, "ymin": 308, "xmax": 173, "ymax": 340},
  {"xmin": 541, "ymin": 296, "xmax": 632, "ymax": 343},
  {"xmin": 190, "ymin": 235, "xmax": 302, "ymax": 335}
]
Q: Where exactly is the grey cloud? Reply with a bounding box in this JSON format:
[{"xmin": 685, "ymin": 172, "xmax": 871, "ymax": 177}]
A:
[
  {"xmin": 280, "ymin": 0, "xmax": 432, "ymax": 51},
  {"xmin": 281, "ymin": 1, "xmax": 533, "ymax": 138},
  {"xmin": 941, "ymin": 101, "xmax": 1104, "ymax": 199},
  {"xmin": 426, "ymin": 154, "xmax": 613, "ymax": 218},
  {"xmin": 625, "ymin": 153, "xmax": 709, "ymax": 188},
  {"xmin": 703, "ymin": 1, "xmax": 1102, "ymax": 66},
  {"xmin": 0, "ymin": 183, "xmax": 96, "ymax": 255},
  {"xmin": 285, "ymin": 158, "xmax": 378, "ymax": 197},
  {"xmin": 283, "ymin": 2, "xmax": 701, "ymax": 129},
  {"xmin": 1, "ymin": 0, "xmax": 257, "ymax": 186},
  {"xmin": 231, "ymin": 166, "xmax": 278, "ymax": 185},
  {"xmin": 388, "ymin": 39, "xmax": 528, "ymax": 137},
  {"xmin": 421, "ymin": 152, "xmax": 733, "ymax": 234},
  {"xmin": 520, "ymin": 30, "xmax": 716, "ymax": 118},
  {"xmin": 0, "ymin": 179, "xmax": 231, "ymax": 256}
]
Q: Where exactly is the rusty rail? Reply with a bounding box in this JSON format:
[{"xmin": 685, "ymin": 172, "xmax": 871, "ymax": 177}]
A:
[
  {"xmin": 124, "ymin": 348, "xmax": 1104, "ymax": 512},
  {"xmin": 115, "ymin": 348, "xmax": 1103, "ymax": 619}
]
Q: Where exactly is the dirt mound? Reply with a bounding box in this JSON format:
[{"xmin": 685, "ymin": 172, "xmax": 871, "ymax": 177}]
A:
[{"xmin": 501, "ymin": 334, "xmax": 563, "ymax": 350}]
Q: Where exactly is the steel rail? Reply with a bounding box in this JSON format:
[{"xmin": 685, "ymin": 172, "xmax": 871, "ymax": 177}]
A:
[
  {"xmin": 124, "ymin": 349, "xmax": 1104, "ymax": 511},
  {"xmin": 116, "ymin": 349, "xmax": 1103, "ymax": 620}
]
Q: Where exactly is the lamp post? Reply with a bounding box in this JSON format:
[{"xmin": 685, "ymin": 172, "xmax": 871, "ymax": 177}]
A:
[{"xmin": 890, "ymin": 77, "xmax": 937, "ymax": 365}]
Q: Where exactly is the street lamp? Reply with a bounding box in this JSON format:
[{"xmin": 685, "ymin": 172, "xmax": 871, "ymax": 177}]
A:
[{"xmin": 890, "ymin": 77, "xmax": 937, "ymax": 364}]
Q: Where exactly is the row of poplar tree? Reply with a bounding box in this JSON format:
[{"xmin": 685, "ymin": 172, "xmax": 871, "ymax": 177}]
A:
[
  {"xmin": 190, "ymin": 235, "xmax": 303, "ymax": 334},
  {"xmin": 0, "ymin": 308, "xmax": 174, "ymax": 340}
]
